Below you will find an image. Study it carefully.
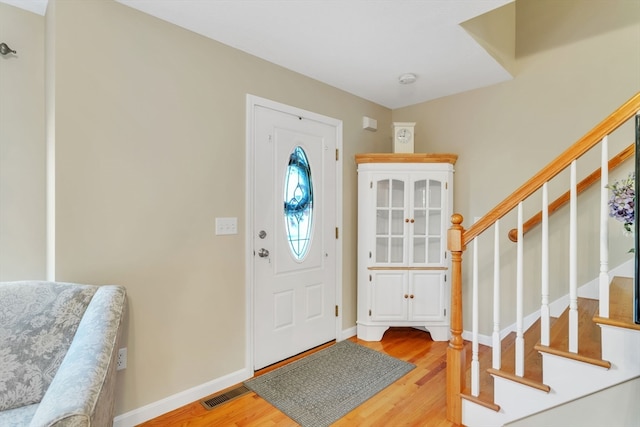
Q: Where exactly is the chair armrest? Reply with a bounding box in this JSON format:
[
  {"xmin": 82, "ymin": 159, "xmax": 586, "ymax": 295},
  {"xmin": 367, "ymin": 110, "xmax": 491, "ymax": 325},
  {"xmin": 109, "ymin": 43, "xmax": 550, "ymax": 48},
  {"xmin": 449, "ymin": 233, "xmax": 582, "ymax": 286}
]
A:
[{"xmin": 29, "ymin": 286, "xmax": 126, "ymax": 427}]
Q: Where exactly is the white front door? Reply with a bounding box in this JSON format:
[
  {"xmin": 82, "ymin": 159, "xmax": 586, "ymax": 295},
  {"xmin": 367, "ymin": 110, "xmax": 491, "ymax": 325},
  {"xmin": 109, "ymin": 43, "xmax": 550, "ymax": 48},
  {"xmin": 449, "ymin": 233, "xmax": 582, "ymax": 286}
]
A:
[{"xmin": 250, "ymin": 99, "xmax": 340, "ymax": 370}]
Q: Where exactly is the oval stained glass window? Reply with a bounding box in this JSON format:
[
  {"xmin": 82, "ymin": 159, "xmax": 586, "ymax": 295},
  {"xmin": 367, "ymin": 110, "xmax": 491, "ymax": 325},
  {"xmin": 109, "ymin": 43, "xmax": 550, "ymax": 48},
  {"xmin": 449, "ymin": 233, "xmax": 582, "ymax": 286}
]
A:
[{"xmin": 283, "ymin": 146, "xmax": 313, "ymax": 260}]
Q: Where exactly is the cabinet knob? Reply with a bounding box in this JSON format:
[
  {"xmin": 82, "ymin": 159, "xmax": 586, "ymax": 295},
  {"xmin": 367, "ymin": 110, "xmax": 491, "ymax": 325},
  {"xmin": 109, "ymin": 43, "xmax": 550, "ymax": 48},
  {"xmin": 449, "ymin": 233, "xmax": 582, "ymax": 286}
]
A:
[
  {"xmin": 404, "ymin": 294, "xmax": 409, "ymax": 299},
  {"xmin": 405, "ymin": 218, "xmax": 409, "ymax": 223},
  {"xmin": 410, "ymin": 294, "xmax": 414, "ymax": 299},
  {"xmin": 410, "ymin": 219, "xmax": 415, "ymax": 223}
]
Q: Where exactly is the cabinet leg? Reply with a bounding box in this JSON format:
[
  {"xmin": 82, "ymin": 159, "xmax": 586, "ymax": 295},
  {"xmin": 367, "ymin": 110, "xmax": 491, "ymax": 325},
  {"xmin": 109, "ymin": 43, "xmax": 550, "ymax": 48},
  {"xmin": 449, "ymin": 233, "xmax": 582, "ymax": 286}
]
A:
[
  {"xmin": 426, "ymin": 326, "xmax": 450, "ymax": 341},
  {"xmin": 356, "ymin": 324, "xmax": 389, "ymax": 341}
]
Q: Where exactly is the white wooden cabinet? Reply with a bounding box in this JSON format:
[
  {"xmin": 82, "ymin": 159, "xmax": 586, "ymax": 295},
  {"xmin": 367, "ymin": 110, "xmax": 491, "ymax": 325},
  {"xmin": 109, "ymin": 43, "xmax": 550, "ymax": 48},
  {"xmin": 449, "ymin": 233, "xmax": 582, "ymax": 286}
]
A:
[{"xmin": 356, "ymin": 153, "xmax": 457, "ymax": 341}]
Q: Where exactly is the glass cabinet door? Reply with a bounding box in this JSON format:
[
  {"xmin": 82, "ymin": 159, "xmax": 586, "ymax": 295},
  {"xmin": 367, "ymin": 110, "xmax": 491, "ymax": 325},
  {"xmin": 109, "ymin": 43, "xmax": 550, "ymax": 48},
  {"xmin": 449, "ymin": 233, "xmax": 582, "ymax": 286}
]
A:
[
  {"xmin": 412, "ymin": 176, "xmax": 444, "ymax": 265},
  {"xmin": 375, "ymin": 178, "xmax": 406, "ymax": 264}
]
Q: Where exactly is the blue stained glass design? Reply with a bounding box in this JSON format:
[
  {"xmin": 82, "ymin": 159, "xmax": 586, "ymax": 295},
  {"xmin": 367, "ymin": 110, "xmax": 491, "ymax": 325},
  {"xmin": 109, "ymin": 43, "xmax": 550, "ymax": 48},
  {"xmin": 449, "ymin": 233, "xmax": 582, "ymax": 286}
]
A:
[{"xmin": 284, "ymin": 146, "xmax": 313, "ymax": 260}]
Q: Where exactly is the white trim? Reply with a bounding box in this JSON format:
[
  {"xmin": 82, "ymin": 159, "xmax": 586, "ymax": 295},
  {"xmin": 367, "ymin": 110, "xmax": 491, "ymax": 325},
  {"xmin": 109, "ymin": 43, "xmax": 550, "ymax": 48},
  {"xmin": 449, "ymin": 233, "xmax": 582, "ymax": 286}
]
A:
[
  {"xmin": 46, "ymin": 120, "xmax": 55, "ymax": 281},
  {"xmin": 578, "ymin": 258, "xmax": 633, "ymax": 300},
  {"xmin": 113, "ymin": 368, "xmax": 251, "ymax": 427},
  {"xmin": 599, "ymin": 136, "xmax": 610, "ymax": 317},
  {"xmin": 114, "ymin": 324, "xmax": 356, "ymax": 426},
  {"xmin": 245, "ymin": 94, "xmax": 344, "ymax": 375},
  {"xmin": 340, "ymin": 326, "xmax": 357, "ymax": 341},
  {"xmin": 45, "ymin": 0, "xmax": 56, "ymax": 282},
  {"xmin": 244, "ymin": 96, "xmax": 255, "ymax": 377},
  {"xmin": 334, "ymin": 119, "xmax": 344, "ymax": 343}
]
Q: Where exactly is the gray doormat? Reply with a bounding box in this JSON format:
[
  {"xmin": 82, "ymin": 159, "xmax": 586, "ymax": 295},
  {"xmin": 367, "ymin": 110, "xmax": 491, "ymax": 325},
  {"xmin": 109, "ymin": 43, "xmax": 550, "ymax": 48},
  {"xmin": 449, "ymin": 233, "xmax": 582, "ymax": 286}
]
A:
[{"xmin": 244, "ymin": 340, "xmax": 415, "ymax": 427}]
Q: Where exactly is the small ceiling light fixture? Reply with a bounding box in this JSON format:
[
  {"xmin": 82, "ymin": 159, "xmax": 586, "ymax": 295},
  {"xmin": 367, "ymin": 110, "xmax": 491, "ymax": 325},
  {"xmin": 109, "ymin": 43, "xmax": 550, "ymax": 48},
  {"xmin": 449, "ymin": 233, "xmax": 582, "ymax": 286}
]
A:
[
  {"xmin": 398, "ymin": 73, "xmax": 417, "ymax": 85},
  {"xmin": 0, "ymin": 43, "xmax": 16, "ymax": 56}
]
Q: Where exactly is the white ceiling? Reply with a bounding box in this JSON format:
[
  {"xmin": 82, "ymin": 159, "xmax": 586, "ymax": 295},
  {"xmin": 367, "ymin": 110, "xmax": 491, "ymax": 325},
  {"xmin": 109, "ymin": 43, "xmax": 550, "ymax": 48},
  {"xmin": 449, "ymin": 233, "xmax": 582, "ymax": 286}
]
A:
[
  {"xmin": 4, "ymin": 0, "xmax": 514, "ymax": 109},
  {"xmin": 1, "ymin": 0, "xmax": 46, "ymax": 15}
]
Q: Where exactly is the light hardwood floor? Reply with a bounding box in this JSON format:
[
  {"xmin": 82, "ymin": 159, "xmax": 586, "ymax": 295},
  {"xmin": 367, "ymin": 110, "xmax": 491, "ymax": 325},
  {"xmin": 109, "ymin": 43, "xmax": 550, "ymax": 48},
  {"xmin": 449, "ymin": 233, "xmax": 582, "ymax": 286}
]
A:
[{"xmin": 139, "ymin": 327, "xmax": 461, "ymax": 427}]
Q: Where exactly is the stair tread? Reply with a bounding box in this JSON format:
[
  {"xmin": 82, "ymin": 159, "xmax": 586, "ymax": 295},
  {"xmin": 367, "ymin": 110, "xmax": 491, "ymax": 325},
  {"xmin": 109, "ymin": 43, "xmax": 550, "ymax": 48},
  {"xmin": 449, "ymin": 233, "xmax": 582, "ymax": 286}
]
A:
[
  {"xmin": 486, "ymin": 367, "xmax": 550, "ymax": 392},
  {"xmin": 543, "ymin": 297, "xmax": 603, "ymax": 361},
  {"xmin": 467, "ymin": 296, "xmax": 608, "ymax": 408},
  {"xmin": 464, "ymin": 341, "xmax": 495, "ymax": 403},
  {"xmin": 461, "ymin": 390, "xmax": 500, "ymax": 412},
  {"xmin": 533, "ymin": 344, "xmax": 611, "ymax": 369},
  {"xmin": 499, "ymin": 321, "xmax": 545, "ymax": 383},
  {"xmin": 594, "ymin": 276, "xmax": 640, "ymax": 331},
  {"xmin": 463, "ymin": 321, "xmax": 546, "ymax": 408}
]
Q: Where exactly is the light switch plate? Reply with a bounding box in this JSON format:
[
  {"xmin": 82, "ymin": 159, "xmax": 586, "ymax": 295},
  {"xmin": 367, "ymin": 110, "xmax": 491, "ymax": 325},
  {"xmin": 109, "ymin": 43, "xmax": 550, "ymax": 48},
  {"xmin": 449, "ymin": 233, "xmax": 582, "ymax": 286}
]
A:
[{"xmin": 216, "ymin": 217, "xmax": 238, "ymax": 235}]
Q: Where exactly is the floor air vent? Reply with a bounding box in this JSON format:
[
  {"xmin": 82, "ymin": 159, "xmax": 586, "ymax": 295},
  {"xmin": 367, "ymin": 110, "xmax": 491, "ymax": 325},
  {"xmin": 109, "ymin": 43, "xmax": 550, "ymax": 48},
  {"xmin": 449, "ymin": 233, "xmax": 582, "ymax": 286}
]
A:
[{"xmin": 200, "ymin": 385, "xmax": 251, "ymax": 410}]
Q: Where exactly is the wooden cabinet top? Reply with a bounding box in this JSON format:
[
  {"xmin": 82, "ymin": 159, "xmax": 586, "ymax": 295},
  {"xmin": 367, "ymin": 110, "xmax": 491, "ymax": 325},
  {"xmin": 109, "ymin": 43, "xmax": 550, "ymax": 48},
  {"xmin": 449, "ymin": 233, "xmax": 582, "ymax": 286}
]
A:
[{"xmin": 355, "ymin": 153, "xmax": 458, "ymax": 165}]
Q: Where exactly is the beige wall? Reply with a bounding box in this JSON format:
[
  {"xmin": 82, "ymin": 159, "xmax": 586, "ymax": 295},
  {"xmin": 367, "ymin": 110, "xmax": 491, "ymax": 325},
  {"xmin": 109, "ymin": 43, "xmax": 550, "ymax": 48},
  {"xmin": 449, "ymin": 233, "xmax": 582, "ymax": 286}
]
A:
[
  {"xmin": 393, "ymin": 0, "xmax": 640, "ymax": 332},
  {"xmin": 0, "ymin": 4, "xmax": 46, "ymax": 280},
  {"xmin": 50, "ymin": 0, "xmax": 391, "ymax": 415},
  {"xmin": 4, "ymin": 0, "xmax": 639, "ymax": 420}
]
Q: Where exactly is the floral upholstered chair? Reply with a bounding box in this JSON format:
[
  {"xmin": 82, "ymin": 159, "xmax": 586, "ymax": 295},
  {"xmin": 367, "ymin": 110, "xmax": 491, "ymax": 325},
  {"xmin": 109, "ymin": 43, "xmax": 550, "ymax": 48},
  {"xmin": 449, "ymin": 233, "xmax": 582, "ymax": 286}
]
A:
[{"xmin": 0, "ymin": 281, "xmax": 126, "ymax": 427}]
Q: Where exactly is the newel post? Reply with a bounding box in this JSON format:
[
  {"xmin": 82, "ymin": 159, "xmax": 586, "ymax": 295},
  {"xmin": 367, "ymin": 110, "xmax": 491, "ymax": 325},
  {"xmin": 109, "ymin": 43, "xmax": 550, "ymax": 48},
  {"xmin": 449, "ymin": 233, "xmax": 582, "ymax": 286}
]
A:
[{"xmin": 446, "ymin": 213, "xmax": 466, "ymax": 424}]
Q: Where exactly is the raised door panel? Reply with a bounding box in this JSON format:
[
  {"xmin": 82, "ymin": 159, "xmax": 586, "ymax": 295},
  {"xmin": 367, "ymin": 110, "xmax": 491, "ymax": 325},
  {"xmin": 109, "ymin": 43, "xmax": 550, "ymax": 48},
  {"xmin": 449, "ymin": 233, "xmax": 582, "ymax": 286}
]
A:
[
  {"xmin": 409, "ymin": 271, "xmax": 445, "ymax": 321},
  {"xmin": 371, "ymin": 271, "xmax": 407, "ymax": 321}
]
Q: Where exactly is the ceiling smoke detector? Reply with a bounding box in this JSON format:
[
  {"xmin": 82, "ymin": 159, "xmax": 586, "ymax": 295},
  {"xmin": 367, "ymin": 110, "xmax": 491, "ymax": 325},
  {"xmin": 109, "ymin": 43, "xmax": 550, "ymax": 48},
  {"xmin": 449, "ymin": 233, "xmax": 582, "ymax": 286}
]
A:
[{"xmin": 398, "ymin": 73, "xmax": 417, "ymax": 85}]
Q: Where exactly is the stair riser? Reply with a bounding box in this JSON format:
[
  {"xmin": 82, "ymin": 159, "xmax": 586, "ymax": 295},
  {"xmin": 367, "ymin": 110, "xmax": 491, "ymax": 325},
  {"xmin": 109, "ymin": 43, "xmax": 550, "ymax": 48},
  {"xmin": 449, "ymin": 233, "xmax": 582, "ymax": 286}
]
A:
[
  {"xmin": 503, "ymin": 378, "xmax": 640, "ymax": 427},
  {"xmin": 493, "ymin": 377, "xmax": 554, "ymax": 420},
  {"xmin": 462, "ymin": 398, "xmax": 507, "ymax": 427},
  {"xmin": 464, "ymin": 329, "xmax": 640, "ymax": 427},
  {"xmin": 463, "ymin": 375, "xmax": 562, "ymax": 427},
  {"xmin": 601, "ymin": 326, "xmax": 640, "ymax": 369},
  {"xmin": 542, "ymin": 354, "xmax": 615, "ymax": 398}
]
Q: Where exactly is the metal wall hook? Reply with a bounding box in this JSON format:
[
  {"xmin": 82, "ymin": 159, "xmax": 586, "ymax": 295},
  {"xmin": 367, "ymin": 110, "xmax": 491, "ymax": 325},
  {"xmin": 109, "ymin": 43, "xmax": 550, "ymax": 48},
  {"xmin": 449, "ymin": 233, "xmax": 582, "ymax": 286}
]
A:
[{"xmin": 0, "ymin": 43, "xmax": 16, "ymax": 56}]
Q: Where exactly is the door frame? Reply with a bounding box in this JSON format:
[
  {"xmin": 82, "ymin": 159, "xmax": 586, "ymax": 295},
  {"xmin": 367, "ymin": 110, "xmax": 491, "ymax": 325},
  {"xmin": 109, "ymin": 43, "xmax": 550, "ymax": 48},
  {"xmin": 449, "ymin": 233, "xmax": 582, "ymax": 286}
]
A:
[{"xmin": 245, "ymin": 94, "xmax": 343, "ymax": 374}]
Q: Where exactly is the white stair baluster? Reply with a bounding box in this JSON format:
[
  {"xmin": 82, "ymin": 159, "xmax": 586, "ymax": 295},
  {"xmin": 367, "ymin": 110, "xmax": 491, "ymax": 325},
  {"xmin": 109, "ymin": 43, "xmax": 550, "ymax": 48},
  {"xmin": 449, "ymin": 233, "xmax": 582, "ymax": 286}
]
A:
[
  {"xmin": 516, "ymin": 202, "xmax": 524, "ymax": 377},
  {"xmin": 471, "ymin": 236, "xmax": 480, "ymax": 396},
  {"xmin": 492, "ymin": 220, "xmax": 501, "ymax": 369},
  {"xmin": 599, "ymin": 136, "xmax": 610, "ymax": 318},
  {"xmin": 541, "ymin": 183, "xmax": 550, "ymax": 346},
  {"xmin": 569, "ymin": 160, "xmax": 578, "ymax": 353}
]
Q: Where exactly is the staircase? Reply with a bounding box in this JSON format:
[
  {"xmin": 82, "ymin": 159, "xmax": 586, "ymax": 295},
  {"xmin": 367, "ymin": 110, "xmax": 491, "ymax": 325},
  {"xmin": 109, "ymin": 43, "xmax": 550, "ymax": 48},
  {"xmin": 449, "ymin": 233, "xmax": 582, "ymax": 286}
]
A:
[
  {"xmin": 445, "ymin": 92, "xmax": 640, "ymax": 426},
  {"xmin": 462, "ymin": 277, "xmax": 640, "ymax": 426}
]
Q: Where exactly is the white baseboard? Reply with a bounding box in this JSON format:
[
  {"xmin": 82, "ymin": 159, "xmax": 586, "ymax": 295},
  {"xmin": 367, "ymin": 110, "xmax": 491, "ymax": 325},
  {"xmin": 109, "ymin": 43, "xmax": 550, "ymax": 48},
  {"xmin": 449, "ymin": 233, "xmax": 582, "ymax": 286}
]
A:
[
  {"xmin": 113, "ymin": 367, "xmax": 251, "ymax": 427},
  {"xmin": 114, "ymin": 326, "xmax": 358, "ymax": 426},
  {"xmin": 577, "ymin": 258, "xmax": 634, "ymax": 300},
  {"xmin": 551, "ymin": 258, "xmax": 633, "ymax": 316},
  {"xmin": 340, "ymin": 326, "xmax": 357, "ymax": 341},
  {"xmin": 463, "ymin": 310, "xmax": 540, "ymax": 347}
]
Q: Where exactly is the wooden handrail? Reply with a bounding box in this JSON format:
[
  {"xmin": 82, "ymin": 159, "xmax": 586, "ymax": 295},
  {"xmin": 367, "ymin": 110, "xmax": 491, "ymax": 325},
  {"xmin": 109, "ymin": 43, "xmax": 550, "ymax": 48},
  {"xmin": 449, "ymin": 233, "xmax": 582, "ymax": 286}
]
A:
[
  {"xmin": 463, "ymin": 91, "xmax": 640, "ymax": 247},
  {"xmin": 507, "ymin": 143, "xmax": 635, "ymax": 242}
]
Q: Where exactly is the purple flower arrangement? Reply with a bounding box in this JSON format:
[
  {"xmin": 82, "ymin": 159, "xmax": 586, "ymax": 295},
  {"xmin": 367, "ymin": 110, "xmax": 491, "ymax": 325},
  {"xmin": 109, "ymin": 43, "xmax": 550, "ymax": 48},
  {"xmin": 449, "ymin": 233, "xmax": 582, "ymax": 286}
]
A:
[{"xmin": 607, "ymin": 171, "xmax": 635, "ymax": 234}]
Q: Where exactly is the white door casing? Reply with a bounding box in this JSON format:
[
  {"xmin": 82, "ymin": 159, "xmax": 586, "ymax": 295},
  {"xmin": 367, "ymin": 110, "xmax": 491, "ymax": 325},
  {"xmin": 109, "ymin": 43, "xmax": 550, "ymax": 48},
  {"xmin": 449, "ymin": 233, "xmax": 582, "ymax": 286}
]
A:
[{"xmin": 246, "ymin": 96, "xmax": 342, "ymax": 371}]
